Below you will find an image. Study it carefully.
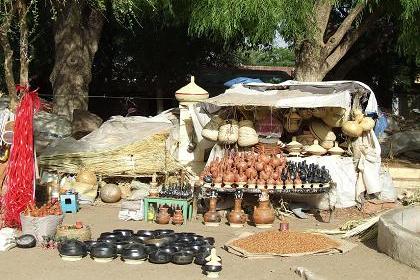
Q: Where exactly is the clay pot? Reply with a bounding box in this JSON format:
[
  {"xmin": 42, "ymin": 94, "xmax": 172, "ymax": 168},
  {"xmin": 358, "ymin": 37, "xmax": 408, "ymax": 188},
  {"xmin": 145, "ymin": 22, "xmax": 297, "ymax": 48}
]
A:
[
  {"xmin": 172, "ymin": 209, "xmax": 184, "ymax": 225},
  {"xmin": 245, "ymin": 166, "xmax": 257, "ymax": 179},
  {"xmin": 270, "ymin": 154, "xmax": 281, "ymax": 168},
  {"xmin": 237, "ymin": 168, "xmax": 247, "ymax": 182},
  {"xmin": 264, "ymin": 164, "xmax": 274, "ymax": 175},
  {"xmin": 260, "ymin": 154, "xmax": 271, "ymax": 165},
  {"xmin": 223, "ymin": 168, "xmax": 235, "ymax": 183},
  {"xmin": 255, "ymin": 161, "xmax": 264, "ymax": 172},
  {"xmin": 253, "ymin": 200, "xmax": 275, "ymax": 228},
  {"xmin": 156, "ymin": 207, "xmax": 171, "ymax": 224},
  {"xmin": 203, "ymin": 197, "xmax": 221, "ymax": 226},
  {"xmin": 227, "ymin": 199, "xmax": 247, "ymax": 227},
  {"xmin": 260, "ymin": 170, "xmax": 269, "ymax": 181}
]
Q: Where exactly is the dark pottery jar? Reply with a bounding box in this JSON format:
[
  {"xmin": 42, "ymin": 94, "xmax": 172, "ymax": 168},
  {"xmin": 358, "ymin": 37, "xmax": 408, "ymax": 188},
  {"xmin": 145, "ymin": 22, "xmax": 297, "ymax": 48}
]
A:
[
  {"xmin": 154, "ymin": 229, "xmax": 174, "ymax": 235},
  {"xmin": 144, "ymin": 244, "xmax": 158, "ymax": 255},
  {"xmin": 113, "ymin": 229, "xmax": 134, "ymax": 237},
  {"xmin": 84, "ymin": 240, "xmax": 99, "ymax": 252},
  {"xmin": 137, "ymin": 230, "xmax": 155, "ymax": 237},
  {"xmin": 16, "ymin": 234, "xmax": 36, "ymax": 248},
  {"xmin": 202, "ymin": 237, "xmax": 215, "ymax": 246},
  {"xmin": 203, "ymin": 264, "xmax": 222, "ymax": 273},
  {"xmin": 114, "ymin": 241, "xmax": 130, "ymax": 255},
  {"xmin": 159, "ymin": 246, "xmax": 178, "ymax": 255},
  {"xmin": 121, "ymin": 244, "xmax": 147, "ymax": 263},
  {"xmin": 58, "ymin": 240, "xmax": 87, "ymax": 260},
  {"xmin": 99, "ymin": 232, "xmax": 123, "ymax": 240},
  {"xmin": 90, "ymin": 242, "xmax": 117, "ymax": 261},
  {"xmin": 148, "ymin": 250, "xmax": 172, "ymax": 264},
  {"xmin": 172, "ymin": 252, "xmax": 193, "ymax": 265}
]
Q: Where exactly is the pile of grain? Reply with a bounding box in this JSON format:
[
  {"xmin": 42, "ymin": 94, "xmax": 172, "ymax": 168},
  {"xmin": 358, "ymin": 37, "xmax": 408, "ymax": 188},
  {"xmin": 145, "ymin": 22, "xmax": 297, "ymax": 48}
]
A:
[{"xmin": 232, "ymin": 231, "xmax": 339, "ymax": 254}]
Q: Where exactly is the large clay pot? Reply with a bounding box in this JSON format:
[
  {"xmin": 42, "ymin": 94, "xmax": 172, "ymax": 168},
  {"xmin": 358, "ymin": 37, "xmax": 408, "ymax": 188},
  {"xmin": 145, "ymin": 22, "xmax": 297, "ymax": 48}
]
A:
[
  {"xmin": 156, "ymin": 207, "xmax": 170, "ymax": 224},
  {"xmin": 203, "ymin": 197, "xmax": 221, "ymax": 227},
  {"xmin": 172, "ymin": 209, "xmax": 184, "ymax": 225},
  {"xmin": 100, "ymin": 184, "xmax": 121, "ymax": 203},
  {"xmin": 252, "ymin": 200, "xmax": 275, "ymax": 229},
  {"xmin": 227, "ymin": 199, "xmax": 247, "ymax": 227}
]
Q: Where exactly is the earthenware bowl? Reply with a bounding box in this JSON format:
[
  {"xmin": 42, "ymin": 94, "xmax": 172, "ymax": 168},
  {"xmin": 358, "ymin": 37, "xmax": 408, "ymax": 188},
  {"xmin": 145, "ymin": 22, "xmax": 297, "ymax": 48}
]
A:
[
  {"xmin": 16, "ymin": 234, "xmax": 36, "ymax": 248},
  {"xmin": 148, "ymin": 250, "xmax": 172, "ymax": 264},
  {"xmin": 113, "ymin": 229, "xmax": 134, "ymax": 237}
]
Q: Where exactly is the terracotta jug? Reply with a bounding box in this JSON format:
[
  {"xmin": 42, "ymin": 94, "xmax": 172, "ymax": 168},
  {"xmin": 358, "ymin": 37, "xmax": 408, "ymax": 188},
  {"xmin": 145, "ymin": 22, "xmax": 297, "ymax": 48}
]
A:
[
  {"xmin": 270, "ymin": 153, "xmax": 281, "ymax": 168},
  {"xmin": 228, "ymin": 198, "xmax": 247, "ymax": 227},
  {"xmin": 253, "ymin": 199, "xmax": 275, "ymax": 229},
  {"xmin": 255, "ymin": 161, "xmax": 264, "ymax": 172},
  {"xmin": 204, "ymin": 197, "xmax": 221, "ymax": 226},
  {"xmin": 156, "ymin": 206, "xmax": 170, "ymax": 224},
  {"xmin": 223, "ymin": 167, "xmax": 235, "ymax": 183},
  {"xmin": 172, "ymin": 208, "xmax": 184, "ymax": 225}
]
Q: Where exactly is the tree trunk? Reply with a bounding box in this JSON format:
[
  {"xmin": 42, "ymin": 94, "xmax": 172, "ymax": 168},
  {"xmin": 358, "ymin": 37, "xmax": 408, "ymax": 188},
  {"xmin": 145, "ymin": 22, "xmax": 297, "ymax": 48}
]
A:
[
  {"xmin": 0, "ymin": 6, "xmax": 18, "ymax": 110},
  {"xmin": 18, "ymin": 0, "xmax": 29, "ymax": 86},
  {"xmin": 50, "ymin": 0, "xmax": 104, "ymax": 119},
  {"xmin": 294, "ymin": 42, "xmax": 327, "ymax": 82}
]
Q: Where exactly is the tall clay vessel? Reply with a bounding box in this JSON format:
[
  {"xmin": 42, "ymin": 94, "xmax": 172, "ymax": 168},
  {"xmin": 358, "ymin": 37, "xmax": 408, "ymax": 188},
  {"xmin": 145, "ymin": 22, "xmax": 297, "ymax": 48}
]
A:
[
  {"xmin": 204, "ymin": 195, "xmax": 221, "ymax": 227},
  {"xmin": 252, "ymin": 192, "xmax": 275, "ymax": 228},
  {"xmin": 228, "ymin": 198, "xmax": 247, "ymax": 227}
]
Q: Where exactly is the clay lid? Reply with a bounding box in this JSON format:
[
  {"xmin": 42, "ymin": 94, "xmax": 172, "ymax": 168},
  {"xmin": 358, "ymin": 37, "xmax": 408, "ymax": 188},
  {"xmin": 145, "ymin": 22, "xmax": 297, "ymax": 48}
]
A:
[
  {"xmin": 328, "ymin": 141, "xmax": 345, "ymax": 155},
  {"xmin": 309, "ymin": 120, "xmax": 336, "ymax": 141},
  {"xmin": 175, "ymin": 76, "xmax": 209, "ymax": 102},
  {"xmin": 307, "ymin": 139, "xmax": 327, "ymax": 156},
  {"xmin": 286, "ymin": 136, "xmax": 303, "ymax": 149}
]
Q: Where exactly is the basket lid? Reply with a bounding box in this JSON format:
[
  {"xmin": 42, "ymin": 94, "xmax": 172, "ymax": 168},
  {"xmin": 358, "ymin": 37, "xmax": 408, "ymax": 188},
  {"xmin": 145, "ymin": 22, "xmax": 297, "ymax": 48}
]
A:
[
  {"xmin": 175, "ymin": 76, "xmax": 209, "ymax": 101},
  {"xmin": 309, "ymin": 120, "xmax": 336, "ymax": 141}
]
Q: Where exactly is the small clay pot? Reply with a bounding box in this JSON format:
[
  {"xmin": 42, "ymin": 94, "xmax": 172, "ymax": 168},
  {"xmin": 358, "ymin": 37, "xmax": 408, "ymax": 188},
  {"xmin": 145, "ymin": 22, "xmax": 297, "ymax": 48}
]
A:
[
  {"xmin": 227, "ymin": 198, "xmax": 247, "ymax": 227},
  {"xmin": 252, "ymin": 200, "xmax": 275, "ymax": 228},
  {"xmin": 156, "ymin": 207, "xmax": 171, "ymax": 224},
  {"xmin": 203, "ymin": 197, "xmax": 221, "ymax": 226},
  {"xmin": 172, "ymin": 209, "xmax": 184, "ymax": 225}
]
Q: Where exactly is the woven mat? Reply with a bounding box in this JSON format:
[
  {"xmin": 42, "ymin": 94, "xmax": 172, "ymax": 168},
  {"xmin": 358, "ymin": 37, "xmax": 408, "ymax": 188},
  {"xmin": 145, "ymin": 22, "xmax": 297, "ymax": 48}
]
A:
[{"xmin": 224, "ymin": 231, "xmax": 356, "ymax": 259}]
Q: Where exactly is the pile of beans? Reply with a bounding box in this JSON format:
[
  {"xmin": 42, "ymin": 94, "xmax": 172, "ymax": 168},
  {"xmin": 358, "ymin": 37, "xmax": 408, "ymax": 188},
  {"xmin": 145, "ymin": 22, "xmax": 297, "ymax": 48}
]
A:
[{"xmin": 232, "ymin": 231, "xmax": 339, "ymax": 254}]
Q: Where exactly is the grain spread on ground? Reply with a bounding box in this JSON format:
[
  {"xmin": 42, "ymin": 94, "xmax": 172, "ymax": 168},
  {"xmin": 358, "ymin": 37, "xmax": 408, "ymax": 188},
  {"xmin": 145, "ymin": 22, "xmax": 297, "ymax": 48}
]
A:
[{"xmin": 232, "ymin": 231, "xmax": 339, "ymax": 254}]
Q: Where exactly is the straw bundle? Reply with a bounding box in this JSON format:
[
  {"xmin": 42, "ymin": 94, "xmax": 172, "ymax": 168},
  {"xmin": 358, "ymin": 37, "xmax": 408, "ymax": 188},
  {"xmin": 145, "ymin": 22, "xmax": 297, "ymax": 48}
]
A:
[{"xmin": 39, "ymin": 132, "xmax": 181, "ymax": 176}]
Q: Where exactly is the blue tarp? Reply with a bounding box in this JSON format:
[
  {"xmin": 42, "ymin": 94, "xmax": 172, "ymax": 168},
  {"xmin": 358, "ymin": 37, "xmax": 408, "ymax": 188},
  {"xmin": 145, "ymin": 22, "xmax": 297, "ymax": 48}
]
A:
[{"xmin": 224, "ymin": 77, "xmax": 263, "ymax": 88}]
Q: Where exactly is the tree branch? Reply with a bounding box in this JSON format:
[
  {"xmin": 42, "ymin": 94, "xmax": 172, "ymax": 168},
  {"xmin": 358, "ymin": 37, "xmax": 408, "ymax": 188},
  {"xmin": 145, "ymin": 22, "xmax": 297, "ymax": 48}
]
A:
[
  {"xmin": 18, "ymin": 0, "xmax": 29, "ymax": 86},
  {"xmin": 313, "ymin": 0, "xmax": 332, "ymax": 44},
  {"xmin": 324, "ymin": 7, "xmax": 383, "ymax": 73},
  {"xmin": 325, "ymin": 1, "xmax": 367, "ymax": 52}
]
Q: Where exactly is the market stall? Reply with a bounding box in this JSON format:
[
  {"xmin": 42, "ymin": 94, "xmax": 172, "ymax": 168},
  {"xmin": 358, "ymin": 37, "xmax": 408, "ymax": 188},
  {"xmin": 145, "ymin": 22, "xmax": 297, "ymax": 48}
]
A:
[{"xmin": 185, "ymin": 80, "xmax": 385, "ymax": 227}]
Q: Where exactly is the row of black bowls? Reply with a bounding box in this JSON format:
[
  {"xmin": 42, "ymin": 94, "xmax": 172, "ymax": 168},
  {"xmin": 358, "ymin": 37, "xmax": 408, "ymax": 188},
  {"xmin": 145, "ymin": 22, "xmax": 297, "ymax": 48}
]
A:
[{"xmin": 58, "ymin": 229, "xmax": 218, "ymax": 266}]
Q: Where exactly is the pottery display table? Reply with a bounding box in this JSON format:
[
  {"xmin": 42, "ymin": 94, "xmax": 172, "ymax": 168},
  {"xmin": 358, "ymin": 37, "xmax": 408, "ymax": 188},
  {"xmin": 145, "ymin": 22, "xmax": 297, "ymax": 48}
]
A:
[{"xmin": 144, "ymin": 197, "xmax": 193, "ymax": 222}]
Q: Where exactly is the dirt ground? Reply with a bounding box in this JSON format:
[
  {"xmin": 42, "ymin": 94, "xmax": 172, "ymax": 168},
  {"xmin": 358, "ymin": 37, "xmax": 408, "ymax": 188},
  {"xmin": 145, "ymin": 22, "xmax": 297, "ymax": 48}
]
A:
[{"xmin": 1, "ymin": 205, "xmax": 419, "ymax": 280}]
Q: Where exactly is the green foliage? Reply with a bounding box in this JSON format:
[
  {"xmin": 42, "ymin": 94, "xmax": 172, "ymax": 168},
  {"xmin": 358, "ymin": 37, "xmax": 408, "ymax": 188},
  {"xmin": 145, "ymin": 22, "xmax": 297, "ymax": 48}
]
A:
[{"xmin": 234, "ymin": 47, "xmax": 295, "ymax": 67}]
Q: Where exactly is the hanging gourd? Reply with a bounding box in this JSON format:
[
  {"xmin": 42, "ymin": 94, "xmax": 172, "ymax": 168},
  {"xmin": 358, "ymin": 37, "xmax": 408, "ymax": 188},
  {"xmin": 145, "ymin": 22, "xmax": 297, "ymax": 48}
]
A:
[
  {"xmin": 284, "ymin": 108, "xmax": 302, "ymax": 133},
  {"xmin": 238, "ymin": 120, "xmax": 258, "ymax": 147},
  {"xmin": 202, "ymin": 115, "xmax": 224, "ymax": 141},
  {"xmin": 218, "ymin": 120, "xmax": 239, "ymax": 144}
]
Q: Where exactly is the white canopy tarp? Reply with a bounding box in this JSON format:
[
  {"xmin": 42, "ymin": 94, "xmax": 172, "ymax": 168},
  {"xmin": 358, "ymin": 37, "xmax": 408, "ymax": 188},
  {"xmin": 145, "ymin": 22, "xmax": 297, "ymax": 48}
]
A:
[{"xmin": 200, "ymin": 80, "xmax": 378, "ymax": 114}]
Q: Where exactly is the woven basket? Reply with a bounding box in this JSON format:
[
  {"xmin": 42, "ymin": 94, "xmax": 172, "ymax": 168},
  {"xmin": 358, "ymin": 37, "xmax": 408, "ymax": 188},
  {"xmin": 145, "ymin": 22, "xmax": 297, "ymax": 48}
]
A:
[
  {"xmin": 56, "ymin": 225, "xmax": 92, "ymax": 241},
  {"xmin": 255, "ymin": 143, "xmax": 282, "ymax": 155}
]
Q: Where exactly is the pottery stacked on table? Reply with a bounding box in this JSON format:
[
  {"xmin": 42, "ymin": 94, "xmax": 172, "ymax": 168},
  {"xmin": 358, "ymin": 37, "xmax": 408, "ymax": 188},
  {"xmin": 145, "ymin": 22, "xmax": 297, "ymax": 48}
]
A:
[{"xmin": 58, "ymin": 228, "xmax": 216, "ymax": 267}]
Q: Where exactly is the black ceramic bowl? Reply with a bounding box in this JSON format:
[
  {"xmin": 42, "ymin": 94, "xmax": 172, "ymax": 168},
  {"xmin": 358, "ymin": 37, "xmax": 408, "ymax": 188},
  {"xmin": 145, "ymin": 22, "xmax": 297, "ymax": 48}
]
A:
[
  {"xmin": 144, "ymin": 237, "xmax": 169, "ymax": 248},
  {"xmin": 153, "ymin": 229, "xmax": 174, "ymax": 236},
  {"xmin": 179, "ymin": 232, "xmax": 195, "ymax": 236},
  {"xmin": 99, "ymin": 232, "xmax": 123, "ymax": 239},
  {"xmin": 133, "ymin": 234, "xmax": 153, "ymax": 242},
  {"xmin": 148, "ymin": 251, "xmax": 172, "ymax": 264},
  {"xmin": 159, "ymin": 246, "xmax": 178, "ymax": 255},
  {"xmin": 121, "ymin": 244, "xmax": 147, "ymax": 261},
  {"xmin": 127, "ymin": 235, "xmax": 146, "ymax": 244},
  {"xmin": 196, "ymin": 245, "xmax": 213, "ymax": 257},
  {"xmin": 84, "ymin": 240, "xmax": 99, "ymax": 252},
  {"xmin": 113, "ymin": 229, "xmax": 134, "ymax": 237},
  {"xmin": 171, "ymin": 243, "xmax": 185, "ymax": 252},
  {"xmin": 114, "ymin": 241, "xmax": 130, "ymax": 255},
  {"xmin": 97, "ymin": 236, "xmax": 119, "ymax": 244},
  {"xmin": 58, "ymin": 240, "xmax": 87, "ymax": 257},
  {"xmin": 176, "ymin": 236, "xmax": 195, "ymax": 243},
  {"xmin": 136, "ymin": 230, "xmax": 155, "ymax": 237},
  {"xmin": 16, "ymin": 234, "xmax": 36, "ymax": 248},
  {"xmin": 156, "ymin": 234, "xmax": 177, "ymax": 244},
  {"xmin": 203, "ymin": 264, "xmax": 222, "ymax": 273},
  {"xmin": 90, "ymin": 242, "xmax": 117, "ymax": 259},
  {"xmin": 172, "ymin": 252, "xmax": 194, "ymax": 265},
  {"xmin": 190, "ymin": 240, "xmax": 206, "ymax": 247},
  {"xmin": 179, "ymin": 247, "xmax": 195, "ymax": 256},
  {"xmin": 202, "ymin": 237, "xmax": 215, "ymax": 246}
]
